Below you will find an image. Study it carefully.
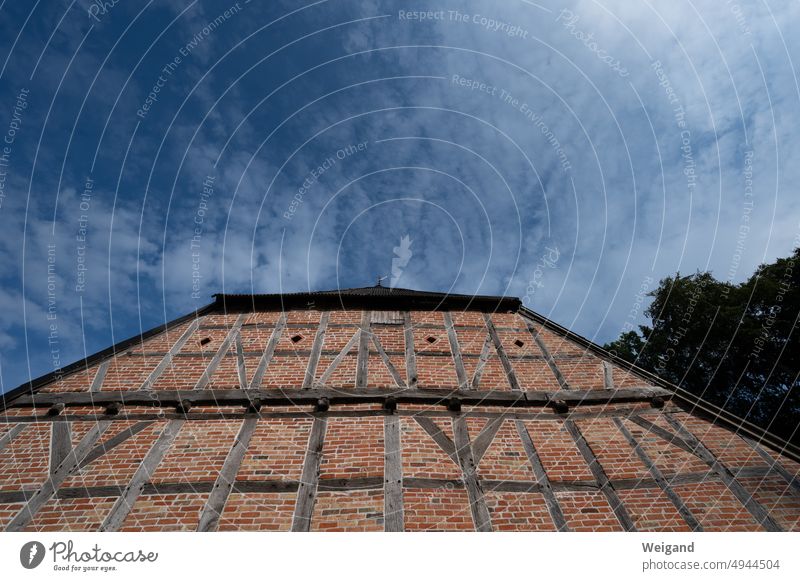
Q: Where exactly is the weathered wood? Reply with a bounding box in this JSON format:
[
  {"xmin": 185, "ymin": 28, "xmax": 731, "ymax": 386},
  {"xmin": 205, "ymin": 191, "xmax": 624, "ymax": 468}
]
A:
[
  {"xmin": 356, "ymin": 311, "xmax": 371, "ymax": 388},
  {"xmin": 403, "ymin": 311, "xmax": 417, "ymax": 388},
  {"xmin": 664, "ymin": 414, "xmax": 783, "ymax": 531},
  {"xmin": 249, "ymin": 313, "xmax": 286, "ymax": 388},
  {"xmin": 564, "ymin": 419, "xmax": 637, "ymax": 531},
  {"xmin": 90, "ymin": 360, "xmax": 110, "ymax": 392},
  {"xmin": 302, "ymin": 312, "xmax": 330, "ymax": 389},
  {"xmin": 13, "ymin": 386, "xmax": 669, "ymax": 410},
  {"xmin": 235, "ymin": 330, "xmax": 247, "ymax": 389},
  {"xmin": 613, "ymin": 417, "xmax": 702, "ymax": 531},
  {"xmin": 371, "ymin": 335, "xmax": 405, "ymax": 389},
  {"xmin": 627, "ymin": 415, "xmax": 699, "ymax": 456},
  {"xmin": 0, "ymin": 424, "xmax": 26, "ymax": 453},
  {"xmin": 291, "ymin": 417, "xmax": 327, "ymax": 531},
  {"xmin": 484, "ymin": 314, "xmax": 521, "ymax": 391},
  {"xmin": 140, "ymin": 318, "xmax": 202, "ymax": 390},
  {"xmin": 471, "ymin": 416, "xmax": 505, "ymax": 465},
  {"xmin": 526, "ymin": 323, "xmax": 570, "ymax": 390},
  {"xmin": 602, "ymin": 361, "xmax": 614, "ymax": 390},
  {"xmin": 49, "ymin": 422, "xmax": 72, "ymax": 474},
  {"xmin": 6, "ymin": 421, "xmax": 110, "ymax": 531},
  {"xmin": 78, "ymin": 421, "xmax": 154, "ymax": 469},
  {"xmin": 443, "ymin": 312, "xmax": 468, "ymax": 389},
  {"xmin": 515, "ymin": 420, "xmax": 569, "ymax": 531},
  {"xmin": 742, "ymin": 436, "xmax": 800, "ymax": 496},
  {"xmin": 197, "ymin": 417, "xmax": 258, "ymax": 531},
  {"xmin": 452, "ymin": 415, "xmax": 492, "ymax": 531},
  {"xmin": 414, "ymin": 417, "xmax": 458, "ymax": 464},
  {"xmin": 384, "ymin": 414, "xmax": 404, "ymax": 531},
  {"xmin": 194, "ymin": 314, "xmax": 245, "ymax": 390},
  {"xmin": 470, "ymin": 335, "xmax": 493, "ymax": 390},
  {"xmin": 317, "ymin": 330, "xmax": 361, "ymax": 387},
  {"xmin": 100, "ymin": 420, "xmax": 184, "ymax": 531}
]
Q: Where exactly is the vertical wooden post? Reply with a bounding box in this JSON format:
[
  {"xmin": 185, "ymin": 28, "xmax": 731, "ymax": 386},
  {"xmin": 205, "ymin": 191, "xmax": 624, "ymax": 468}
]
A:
[
  {"xmin": 452, "ymin": 415, "xmax": 492, "ymax": 531},
  {"xmin": 49, "ymin": 422, "xmax": 72, "ymax": 475},
  {"xmin": 292, "ymin": 417, "xmax": 327, "ymax": 532},
  {"xmin": 384, "ymin": 414, "xmax": 404, "ymax": 531},
  {"xmin": 356, "ymin": 311, "xmax": 371, "ymax": 388},
  {"xmin": 402, "ymin": 311, "xmax": 417, "ymax": 388},
  {"xmin": 6, "ymin": 421, "xmax": 110, "ymax": 531}
]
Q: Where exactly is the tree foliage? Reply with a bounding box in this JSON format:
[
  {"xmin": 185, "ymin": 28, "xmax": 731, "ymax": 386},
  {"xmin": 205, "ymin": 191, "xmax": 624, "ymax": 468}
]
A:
[{"xmin": 604, "ymin": 248, "xmax": 800, "ymax": 445}]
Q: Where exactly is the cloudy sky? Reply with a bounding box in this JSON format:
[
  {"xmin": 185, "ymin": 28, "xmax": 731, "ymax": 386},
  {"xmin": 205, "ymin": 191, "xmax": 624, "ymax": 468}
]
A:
[{"xmin": 0, "ymin": 0, "xmax": 798, "ymax": 390}]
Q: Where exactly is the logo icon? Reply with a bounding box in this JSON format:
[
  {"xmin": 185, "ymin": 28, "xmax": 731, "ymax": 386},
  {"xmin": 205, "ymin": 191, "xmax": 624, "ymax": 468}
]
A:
[
  {"xmin": 390, "ymin": 235, "xmax": 413, "ymax": 288},
  {"xmin": 20, "ymin": 541, "xmax": 45, "ymax": 569}
]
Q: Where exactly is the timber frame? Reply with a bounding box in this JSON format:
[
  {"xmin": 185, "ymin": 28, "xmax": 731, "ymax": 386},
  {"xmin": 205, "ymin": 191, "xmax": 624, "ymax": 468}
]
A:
[{"xmin": 2, "ymin": 286, "xmax": 799, "ymax": 532}]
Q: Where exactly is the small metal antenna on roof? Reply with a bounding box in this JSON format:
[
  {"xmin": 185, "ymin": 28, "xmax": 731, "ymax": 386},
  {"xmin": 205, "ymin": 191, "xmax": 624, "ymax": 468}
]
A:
[{"xmin": 376, "ymin": 275, "xmax": 389, "ymax": 287}]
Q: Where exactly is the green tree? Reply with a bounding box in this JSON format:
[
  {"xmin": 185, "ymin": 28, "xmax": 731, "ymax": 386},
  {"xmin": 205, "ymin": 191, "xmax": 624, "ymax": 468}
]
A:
[{"xmin": 604, "ymin": 248, "xmax": 800, "ymax": 445}]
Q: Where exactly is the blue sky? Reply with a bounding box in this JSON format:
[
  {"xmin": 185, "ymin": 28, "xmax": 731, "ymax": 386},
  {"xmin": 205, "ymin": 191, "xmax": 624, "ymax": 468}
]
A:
[{"xmin": 0, "ymin": 0, "xmax": 799, "ymax": 391}]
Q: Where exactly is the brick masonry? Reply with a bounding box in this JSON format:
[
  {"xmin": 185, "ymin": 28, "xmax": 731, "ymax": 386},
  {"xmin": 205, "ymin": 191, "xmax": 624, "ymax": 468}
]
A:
[{"xmin": 2, "ymin": 306, "xmax": 799, "ymax": 531}]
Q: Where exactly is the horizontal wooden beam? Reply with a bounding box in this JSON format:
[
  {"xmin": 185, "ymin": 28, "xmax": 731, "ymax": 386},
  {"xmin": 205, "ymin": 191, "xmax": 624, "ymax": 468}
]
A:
[
  {"xmin": 11, "ymin": 386, "xmax": 672, "ymax": 411},
  {"xmin": 0, "ymin": 467, "xmax": 762, "ymax": 506}
]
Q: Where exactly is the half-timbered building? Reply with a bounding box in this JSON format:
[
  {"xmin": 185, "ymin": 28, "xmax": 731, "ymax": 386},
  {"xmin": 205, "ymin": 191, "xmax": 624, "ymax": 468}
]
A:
[{"xmin": 1, "ymin": 287, "xmax": 798, "ymax": 531}]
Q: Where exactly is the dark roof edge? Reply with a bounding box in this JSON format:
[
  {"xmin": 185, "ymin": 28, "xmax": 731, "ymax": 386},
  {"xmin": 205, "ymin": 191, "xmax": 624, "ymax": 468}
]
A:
[
  {"xmin": 519, "ymin": 306, "xmax": 800, "ymax": 463},
  {"xmin": 213, "ymin": 291, "xmax": 521, "ymax": 313},
  {"xmin": 1, "ymin": 302, "xmax": 217, "ymax": 410}
]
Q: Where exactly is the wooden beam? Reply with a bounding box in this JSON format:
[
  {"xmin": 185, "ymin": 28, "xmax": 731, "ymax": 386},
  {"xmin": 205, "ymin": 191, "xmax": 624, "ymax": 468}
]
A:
[
  {"xmin": 49, "ymin": 422, "xmax": 72, "ymax": 474},
  {"xmin": 443, "ymin": 312, "xmax": 468, "ymax": 389},
  {"xmin": 484, "ymin": 314, "xmax": 521, "ymax": 391},
  {"xmin": 602, "ymin": 361, "xmax": 614, "ymax": 390},
  {"xmin": 564, "ymin": 419, "xmax": 637, "ymax": 531},
  {"xmin": 384, "ymin": 414, "xmax": 404, "ymax": 531},
  {"xmin": 627, "ymin": 415, "xmax": 698, "ymax": 456},
  {"xmin": 78, "ymin": 421, "xmax": 154, "ymax": 469},
  {"xmin": 613, "ymin": 418, "xmax": 703, "ymax": 531},
  {"xmin": 90, "ymin": 360, "xmax": 110, "ymax": 392},
  {"xmin": 0, "ymin": 424, "xmax": 26, "ymax": 453},
  {"xmin": 356, "ymin": 311, "xmax": 371, "ymax": 388},
  {"xmin": 302, "ymin": 312, "xmax": 329, "ymax": 389},
  {"xmin": 234, "ymin": 330, "xmax": 247, "ymax": 389},
  {"xmin": 414, "ymin": 417, "xmax": 458, "ymax": 464},
  {"xmin": 471, "ymin": 416, "xmax": 505, "ymax": 465},
  {"xmin": 6, "ymin": 421, "xmax": 110, "ymax": 531},
  {"xmin": 515, "ymin": 420, "xmax": 569, "ymax": 531},
  {"xmin": 453, "ymin": 415, "xmax": 492, "ymax": 531},
  {"xmin": 291, "ymin": 417, "xmax": 327, "ymax": 532},
  {"xmin": 140, "ymin": 318, "xmax": 202, "ymax": 390},
  {"xmin": 371, "ymin": 335, "xmax": 405, "ymax": 389},
  {"xmin": 664, "ymin": 414, "xmax": 783, "ymax": 531},
  {"xmin": 742, "ymin": 436, "xmax": 800, "ymax": 496},
  {"xmin": 194, "ymin": 314, "xmax": 245, "ymax": 390},
  {"xmin": 402, "ymin": 311, "xmax": 417, "ymax": 388},
  {"xmin": 249, "ymin": 313, "xmax": 286, "ymax": 388},
  {"xmin": 526, "ymin": 323, "xmax": 570, "ymax": 390},
  {"xmin": 317, "ymin": 331, "xmax": 361, "ymax": 387},
  {"xmin": 470, "ymin": 335, "xmax": 493, "ymax": 390},
  {"xmin": 197, "ymin": 418, "xmax": 258, "ymax": 531},
  {"xmin": 12, "ymin": 386, "xmax": 670, "ymax": 410},
  {"xmin": 100, "ymin": 419, "xmax": 184, "ymax": 531}
]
